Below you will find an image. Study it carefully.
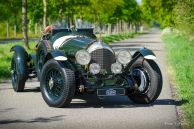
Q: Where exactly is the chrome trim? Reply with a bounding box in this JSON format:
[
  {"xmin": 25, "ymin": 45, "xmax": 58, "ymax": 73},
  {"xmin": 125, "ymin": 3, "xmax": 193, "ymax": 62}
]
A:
[
  {"xmin": 144, "ymin": 55, "xmax": 156, "ymax": 60},
  {"xmin": 54, "ymin": 56, "xmax": 67, "ymax": 61},
  {"xmin": 133, "ymin": 69, "xmax": 147, "ymax": 92},
  {"xmin": 87, "ymin": 41, "xmax": 114, "ymax": 54}
]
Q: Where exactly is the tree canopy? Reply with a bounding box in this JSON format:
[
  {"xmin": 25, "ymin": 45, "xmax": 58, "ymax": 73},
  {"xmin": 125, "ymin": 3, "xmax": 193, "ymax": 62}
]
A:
[
  {"xmin": 141, "ymin": 0, "xmax": 194, "ymax": 35},
  {"xmin": 0, "ymin": 0, "xmax": 143, "ymax": 38}
]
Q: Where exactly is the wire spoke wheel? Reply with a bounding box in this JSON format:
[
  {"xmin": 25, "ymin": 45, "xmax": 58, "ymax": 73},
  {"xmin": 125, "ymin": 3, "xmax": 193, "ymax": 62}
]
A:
[
  {"xmin": 40, "ymin": 59, "xmax": 75, "ymax": 108},
  {"xmin": 45, "ymin": 69, "xmax": 64, "ymax": 100}
]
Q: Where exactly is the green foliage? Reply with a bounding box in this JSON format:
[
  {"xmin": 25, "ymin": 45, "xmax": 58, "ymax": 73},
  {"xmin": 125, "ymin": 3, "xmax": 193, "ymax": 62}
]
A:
[
  {"xmin": 162, "ymin": 32, "xmax": 194, "ymax": 128},
  {"xmin": 141, "ymin": 0, "xmax": 194, "ymax": 35},
  {"xmin": 112, "ymin": 0, "xmax": 141, "ymax": 23},
  {"xmin": 0, "ymin": 0, "xmax": 142, "ymax": 39},
  {"xmin": 28, "ymin": 0, "xmax": 43, "ymax": 24},
  {"xmin": 89, "ymin": 0, "xmax": 124, "ymax": 23},
  {"xmin": 174, "ymin": 0, "xmax": 194, "ymax": 36},
  {"xmin": 141, "ymin": 0, "xmax": 153, "ymax": 26},
  {"xmin": 141, "ymin": 0, "xmax": 176, "ymax": 28}
]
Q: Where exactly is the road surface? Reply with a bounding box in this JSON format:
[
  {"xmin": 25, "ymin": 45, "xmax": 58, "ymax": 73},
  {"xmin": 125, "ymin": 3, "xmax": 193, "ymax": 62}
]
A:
[
  {"xmin": 0, "ymin": 38, "xmax": 38, "ymax": 44},
  {"xmin": 0, "ymin": 32, "xmax": 180, "ymax": 129}
]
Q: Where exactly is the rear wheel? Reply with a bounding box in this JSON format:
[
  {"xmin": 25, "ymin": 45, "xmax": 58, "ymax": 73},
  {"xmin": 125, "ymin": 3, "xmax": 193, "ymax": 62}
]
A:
[
  {"xmin": 40, "ymin": 59, "xmax": 75, "ymax": 107},
  {"xmin": 128, "ymin": 57, "xmax": 162, "ymax": 104},
  {"xmin": 11, "ymin": 55, "xmax": 27, "ymax": 92}
]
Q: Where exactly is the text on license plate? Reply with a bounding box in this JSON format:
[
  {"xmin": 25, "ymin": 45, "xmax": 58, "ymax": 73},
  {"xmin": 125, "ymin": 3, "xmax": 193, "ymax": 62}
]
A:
[{"xmin": 97, "ymin": 88, "xmax": 125, "ymax": 96}]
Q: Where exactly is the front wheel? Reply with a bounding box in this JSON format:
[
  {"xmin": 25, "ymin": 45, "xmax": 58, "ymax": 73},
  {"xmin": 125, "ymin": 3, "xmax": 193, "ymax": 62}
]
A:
[
  {"xmin": 40, "ymin": 59, "xmax": 75, "ymax": 108},
  {"xmin": 128, "ymin": 57, "xmax": 163, "ymax": 104}
]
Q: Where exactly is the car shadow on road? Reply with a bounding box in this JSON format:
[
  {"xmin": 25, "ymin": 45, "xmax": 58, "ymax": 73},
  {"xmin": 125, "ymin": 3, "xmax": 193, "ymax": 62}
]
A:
[
  {"xmin": 69, "ymin": 94, "xmax": 188, "ymax": 108},
  {"xmin": 0, "ymin": 115, "xmax": 65, "ymax": 125},
  {"xmin": 0, "ymin": 108, "xmax": 15, "ymax": 113},
  {"xmin": 24, "ymin": 87, "xmax": 40, "ymax": 92},
  {"xmin": 12, "ymin": 87, "xmax": 188, "ymax": 108}
]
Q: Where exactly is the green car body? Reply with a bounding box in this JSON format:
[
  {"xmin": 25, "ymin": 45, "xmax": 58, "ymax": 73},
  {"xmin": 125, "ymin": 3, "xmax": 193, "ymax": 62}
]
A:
[{"xmin": 10, "ymin": 28, "xmax": 163, "ymax": 108}]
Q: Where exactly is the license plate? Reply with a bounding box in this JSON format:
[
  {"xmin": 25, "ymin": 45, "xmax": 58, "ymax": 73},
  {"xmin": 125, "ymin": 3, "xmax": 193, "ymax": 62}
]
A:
[{"xmin": 97, "ymin": 88, "xmax": 125, "ymax": 96}]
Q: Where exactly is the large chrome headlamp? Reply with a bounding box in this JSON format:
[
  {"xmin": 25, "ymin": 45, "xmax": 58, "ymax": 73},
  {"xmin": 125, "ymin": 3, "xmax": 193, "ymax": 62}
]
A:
[
  {"xmin": 89, "ymin": 63, "xmax": 101, "ymax": 75},
  {"xmin": 111, "ymin": 63, "xmax": 122, "ymax": 74},
  {"xmin": 116, "ymin": 50, "xmax": 131, "ymax": 65},
  {"xmin": 75, "ymin": 50, "xmax": 91, "ymax": 65}
]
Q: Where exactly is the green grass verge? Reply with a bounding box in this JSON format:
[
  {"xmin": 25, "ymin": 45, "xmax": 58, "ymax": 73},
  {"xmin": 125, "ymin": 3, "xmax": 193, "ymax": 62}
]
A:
[
  {"xmin": 0, "ymin": 32, "xmax": 139, "ymax": 82},
  {"xmin": 103, "ymin": 32, "xmax": 138, "ymax": 44},
  {"xmin": 0, "ymin": 42, "xmax": 36, "ymax": 82},
  {"xmin": 162, "ymin": 32, "xmax": 194, "ymax": 128}
]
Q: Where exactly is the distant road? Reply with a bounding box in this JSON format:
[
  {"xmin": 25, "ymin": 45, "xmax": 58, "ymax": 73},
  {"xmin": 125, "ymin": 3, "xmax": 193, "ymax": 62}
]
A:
[{"xmin": 0, "ymin": 38, "xmax": 39, "ymax": 44}]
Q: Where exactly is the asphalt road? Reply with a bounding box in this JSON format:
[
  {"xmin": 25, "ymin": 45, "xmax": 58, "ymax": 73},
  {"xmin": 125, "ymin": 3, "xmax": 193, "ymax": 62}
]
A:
[
  {"xmin": 0, "ymin": 32, "xmax": 180, "ymax": 129},
  {"xmin": 0, "ymin": 38, "xmax": 39, "ymax": 44}
]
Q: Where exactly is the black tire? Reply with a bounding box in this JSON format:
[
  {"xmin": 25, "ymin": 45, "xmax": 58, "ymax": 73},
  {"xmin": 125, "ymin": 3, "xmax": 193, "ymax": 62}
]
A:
[
  {"xmin": 40, "ymin": 59, "xmax": 75, "ymax": 108},
  {"xmin": 36, "ymin": 41, "xmax": 52, "ymax": 80},
  {"xmin": 128, "ymin": 57, "xmax": 163, "ymax": 104},
  {"xmin": 36, "ymin": 47, "xmax": 46, "ymax": 80},
  {"xmin": 11, "ymin": 55, "xmax": 27, "ymax": 92}
]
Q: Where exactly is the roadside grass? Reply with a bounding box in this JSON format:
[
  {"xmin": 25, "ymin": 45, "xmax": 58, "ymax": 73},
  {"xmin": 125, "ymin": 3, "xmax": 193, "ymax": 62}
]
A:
[
  {"xmin": 162, "ymin": 32, "xmax": 194, "ymax": 128},
  {"xmin": 0, "ymin": 32, "xmax": 140, "ymax": 82},
  {"xmin": 0, "ymin": 42, "xmax": 36, "ymax": 82},
  {"xmin": 103, "ymin": 32, "xmax": 138, "ymax": 43}
]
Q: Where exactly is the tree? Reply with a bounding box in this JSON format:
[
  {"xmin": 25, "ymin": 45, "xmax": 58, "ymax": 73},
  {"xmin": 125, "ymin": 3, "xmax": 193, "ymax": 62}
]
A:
[
  {"xmin": 28, "ymin": 0, "xmax": 43, "ymax": 34},
  {"xmin": 141, "ymin": 0, "xmax": 177, "ymax": 28},
  {"xmin": 174, "ymin": 0, "xmax": 194, "ymax": 36},
  {"xmin": 0, "ymin": 1, "xmax": 11, "ymax": 38},
  {"xmin": 0, "ymin": 0, "xmax": 22, "ymax": 38},
  {"xmin": 43, "ymin": 0, "xmax": 47, "ymax": 28},
  {"xmin": 141, "ymin": 0, "xmax": 154, "ymax": 26},
  {"xmin": 0, "ymin": 0, "xmax": 144, "ymax": 38},
  {"xmin": 22, "ymin": 0, "xmax": 29, "ymax": 49}
]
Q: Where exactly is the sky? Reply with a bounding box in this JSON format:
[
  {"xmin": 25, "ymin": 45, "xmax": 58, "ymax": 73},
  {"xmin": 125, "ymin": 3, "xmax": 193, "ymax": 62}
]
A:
[{"xmin": 136, "ymin": 0, "xmax": 142, "ymax": 4}]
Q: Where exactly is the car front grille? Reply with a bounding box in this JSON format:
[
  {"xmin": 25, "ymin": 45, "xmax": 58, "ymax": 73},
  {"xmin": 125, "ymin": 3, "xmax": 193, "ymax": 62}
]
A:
[{"xmin": 90, "ymin": 49, "xmax": 115, "ymax": 73}]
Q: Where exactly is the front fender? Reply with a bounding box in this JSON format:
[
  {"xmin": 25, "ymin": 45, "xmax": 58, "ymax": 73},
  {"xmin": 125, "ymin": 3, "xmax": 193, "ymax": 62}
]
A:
[
  {"xmin": 10, "ymin": 45, "xmax": 28, "ymax": 76},
  {"xmin": 45, "ymin": 50, "xmax": 76, "ymax": 71},
  {"xmin": 132, "ymin": 48, "xmax": 156, "ymax": 60},
  {"xmin": 45, "ymin": 50, "xmax": 67, "ymax": 62}
]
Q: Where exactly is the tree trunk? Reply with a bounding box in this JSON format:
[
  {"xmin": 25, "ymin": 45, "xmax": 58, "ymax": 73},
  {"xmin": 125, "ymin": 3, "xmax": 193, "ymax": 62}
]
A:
[
  {"xmin": 117, "ymin": 21, "xmax": 119, "ymax": 34},
  {"xmin": 6, "ymin": 19, "xmax": 9, "ymax": 38},
  {"xmin": 28, "ymin": 20, "xmax": 31, "ymax": 33},
  {"xmin": 48, "ymin": 18, "xmax": 51, "ymax": 26},
  {"xmin": 135, "ymin": 23, "xmax": 138, "ymax": 33},
  {"xmin": 40, "ymin": 25, "xmax": 42, "ymax": 34},
  {"xmin": 14, "ymin": 14, "xmax": 17, "ymax": 38},
  {"xmin": 35, "ymin": 23, "xmax": 38, "ymax": 35},
  {"xmin": 22, "ymin": 0, "xmax": 29, "ymax": 49},
  {"xmin": 43, "ymin": 0, "xmax": 47, "ymax": 29},
  {"xmin": 67, "ymin": 11, "xmax": 70, "ymax": 28},
  {"xmin": 108, "ymin": 24, "xmax": 111, "ymax": 35},
  {"xmin": 93, "ymin": 14, "xmax": 96, "ymax": 32},
  {"xmin": 129, "ymin": 23, "xmax": 132, "ymax": 32},
  {"xmin": 119, "ymin": 20, "xmax": 122, "ymax": 33},
  {"xmin": 70, "ymin": 11, "xmax": 74, "ymax": 28}
]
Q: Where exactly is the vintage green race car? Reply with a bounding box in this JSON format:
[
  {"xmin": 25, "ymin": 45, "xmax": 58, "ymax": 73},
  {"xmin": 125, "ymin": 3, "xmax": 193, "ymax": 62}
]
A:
[{"xmin": 10, "ymin": 28, "xmax": 163, "ymax": 108}]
